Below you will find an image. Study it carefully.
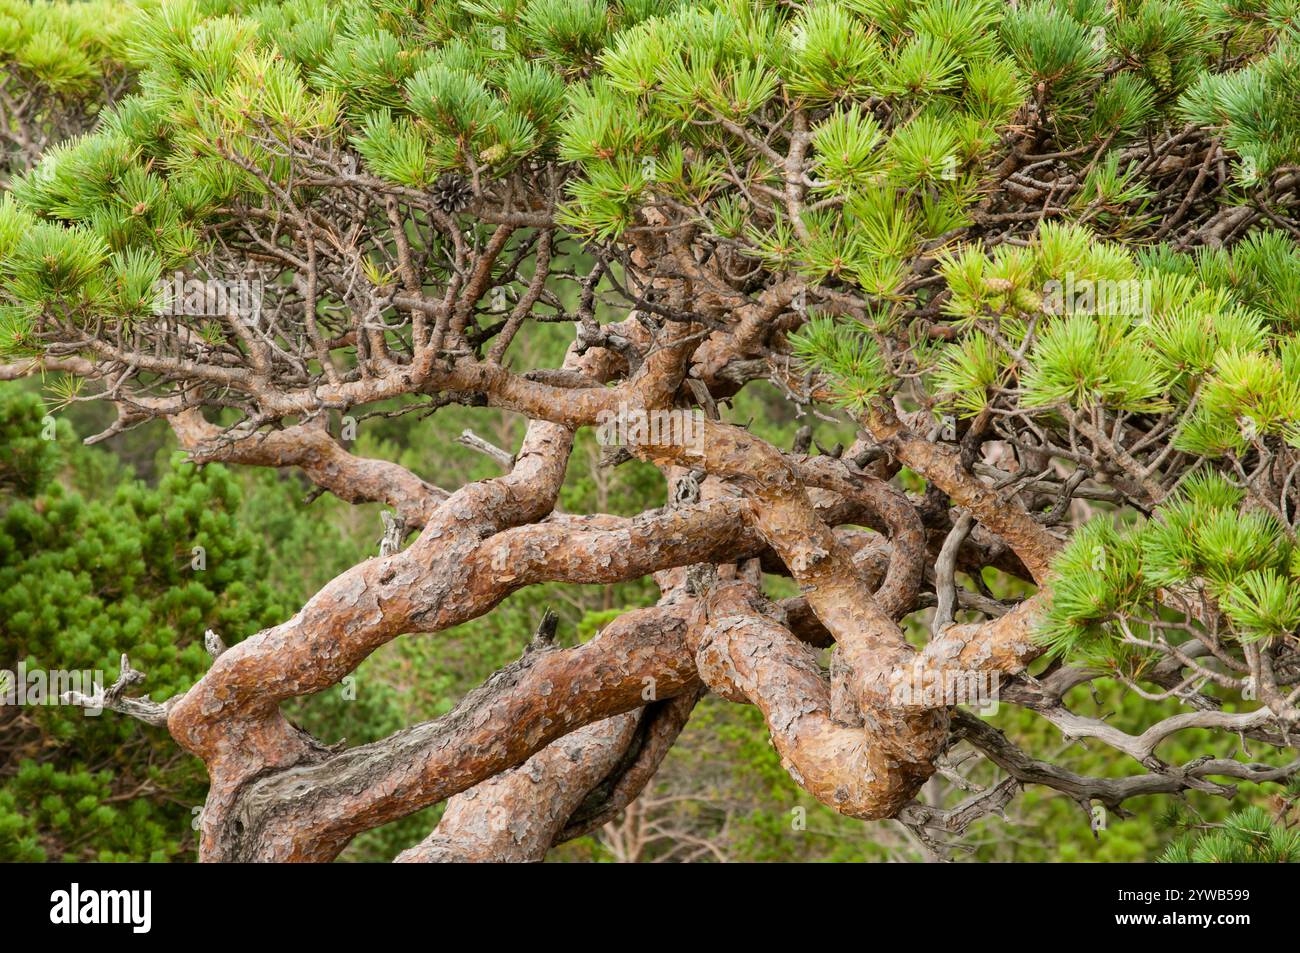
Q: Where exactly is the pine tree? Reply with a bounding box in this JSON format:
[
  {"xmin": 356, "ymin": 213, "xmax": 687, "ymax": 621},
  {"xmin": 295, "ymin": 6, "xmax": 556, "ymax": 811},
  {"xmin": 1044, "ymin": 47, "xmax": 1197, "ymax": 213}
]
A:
[{"xmin": 2, "ymin": 0, "xmax": 1299, "ymax": 863}]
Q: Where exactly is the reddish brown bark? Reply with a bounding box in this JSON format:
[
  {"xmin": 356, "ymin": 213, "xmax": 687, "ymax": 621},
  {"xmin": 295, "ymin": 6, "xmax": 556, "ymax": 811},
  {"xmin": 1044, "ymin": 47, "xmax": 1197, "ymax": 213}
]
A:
[{"xmin": 393, "ymin": 712, "xmax": 642, "ymax": 863}]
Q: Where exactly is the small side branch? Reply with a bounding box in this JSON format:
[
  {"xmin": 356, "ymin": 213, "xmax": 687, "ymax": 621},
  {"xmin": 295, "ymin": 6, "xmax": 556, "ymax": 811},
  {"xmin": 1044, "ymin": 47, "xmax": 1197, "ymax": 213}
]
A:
[
  {"xmin": 63, "ymin": 654, "xmax": 172, "ymax": 728},
  {"xmin": 457, "ymin": 428, "xmax": 516, "ymax": 471},
  {"xmin": 932, "ymin": 510, "xmax": 973, "ymax": 636}
]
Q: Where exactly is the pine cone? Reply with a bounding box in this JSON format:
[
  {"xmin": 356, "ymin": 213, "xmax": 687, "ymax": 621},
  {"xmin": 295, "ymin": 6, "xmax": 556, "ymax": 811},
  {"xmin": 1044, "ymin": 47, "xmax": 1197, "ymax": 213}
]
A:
[
  {"xmin": 431, "ymin": 173, "xmax": 472, "ymax": 213},
  {"xmin": 1148, "ymin": 50, "xmax": 1173, "ymax": 92}
]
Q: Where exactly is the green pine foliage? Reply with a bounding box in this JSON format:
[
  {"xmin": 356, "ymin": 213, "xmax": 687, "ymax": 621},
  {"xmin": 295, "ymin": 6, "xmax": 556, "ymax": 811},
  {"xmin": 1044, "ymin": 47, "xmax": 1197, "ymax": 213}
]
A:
[
  {"xmin": 0, "ymin": 0, "xmax": 1294, "ymax": 348},
  {"xmin": 1037, "ymin": 470, "xmax": 1300, "ymax": 663},
  {"xmin": 789, "ymin": 313, "xmax": 890, "ymax": 411},
  {"xmin": 1159, "ymin": 804, "xmax": 1300, "ymax": 862},
  {"xmin": 0, "ymin": 0, "xmax": 137, "ymax": 103},
  {"xmin": 1180, "ymin": 29, "xmax": 1300, "ymax": 184}
]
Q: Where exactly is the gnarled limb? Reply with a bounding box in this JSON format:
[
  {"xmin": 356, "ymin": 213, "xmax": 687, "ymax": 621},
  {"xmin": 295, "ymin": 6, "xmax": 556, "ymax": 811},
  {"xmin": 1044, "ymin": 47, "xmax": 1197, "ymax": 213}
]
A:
[
  {"xmin": 170, "ymin": 409, "xmax": 446, "ymax": 527},
  {"xmin": 862, "ymin": 401, "xmax": 1062, "ymax": 586},
  {"xmin": 553, "ymin": 689, "xmax": 705, "ymax": 845},
  {"xmin": 392, "ymin": 712, "xmax": 642, "ymax": 863},
  {"xmin": 687, "ymin": 578, "xmax": 942, "ymax": 819},
  {"xmin": 210, "ymin": 601, "xmax": 700, "ymax": 861},
  {"xmin": 395, "ymin": 687, "xmax": 705, "ymax": 863}
]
